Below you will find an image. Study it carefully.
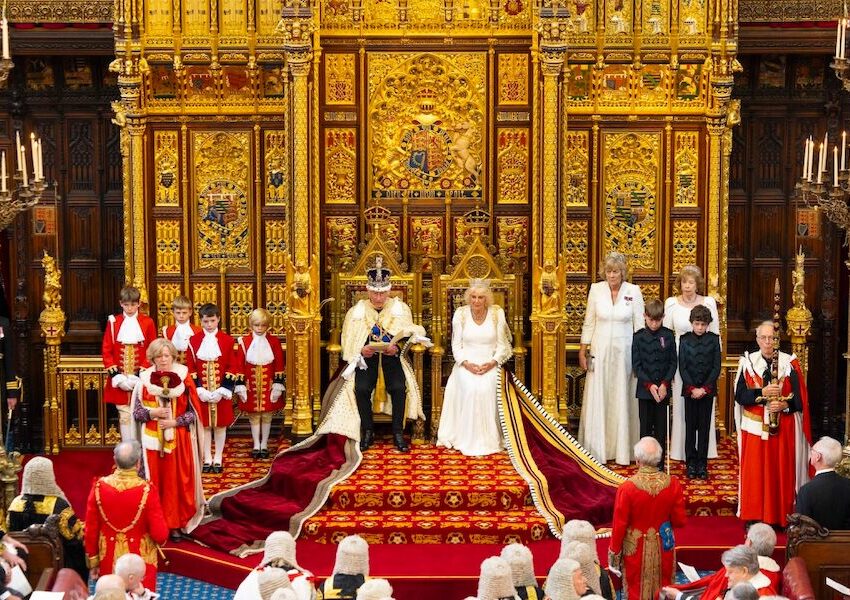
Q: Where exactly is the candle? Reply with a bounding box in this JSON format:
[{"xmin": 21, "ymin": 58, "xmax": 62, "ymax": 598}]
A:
[
  {"xmin": 838, "ymin": 18, "xmax": 842, "ymax": 58},
  {"xmin": 20, "ymin": 151, "xmax": 26, "ymax": 187},
  {"xmin": 36, "ymin": 139, "xmax": 42, "ymax": 181},
  {"xmin": 842, "ymin": 19, "xmax": 847, "ymax": 59},
  {"xmin": 1, "ymin": 17, "xmax": 8, "ymax": 61},
  {"xmin": 808, "ymin": 138, "xmax": 815, "ymax": 180},
  {"xmin": 14, "ymin": 130, "xmax": 21, "ymax": 171},
  {"xmin": 834, "ymin": 145, "xmax": 839, "ymax": 187},
  {"xmin": 817, "ymin": 142, "xmax": 824, "ymax": 183},
  {"xmin": 29, "ymin": 133, "xmax": 37, "ymax": 181},
  {"xmin": 803, "ymin": 138, "xmax": 809, "ymax": 179},
  {"xmin": 1, "ymin": 151, "xmax": 6, "ymax": 193}
]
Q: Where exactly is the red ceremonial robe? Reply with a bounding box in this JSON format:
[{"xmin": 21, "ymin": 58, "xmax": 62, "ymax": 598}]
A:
[
  {"xmin": 102, "ymin": 313, "xmax": 157, "ymax": 405},
  {"xmin": 185, "ymin": 330, "xmax": 240, "ymax": 427},
  {"xmin": 135, "ymin": 363, "xmax": 206, "ymax": 532},
  {"xmin": 237, "ymin": 333, "xmax": 285, "ymax": 414},
  {"xmin": 735, "ymin": 351, "xmax": 812, "ymax": 527},
  {"xmin": 609, "ymin": 466, "xmax": 687, "ymax": 600},
  {"xmin": 668, "ymin": 555, "xmax": 781, "ymax": 599},
  {"xmin": 84, "ymin": 468, "xmax": 169, "ymax": 591},
  {"xmin": 162, "ymin": 323, "xmax": 203, "ymax": 364}
]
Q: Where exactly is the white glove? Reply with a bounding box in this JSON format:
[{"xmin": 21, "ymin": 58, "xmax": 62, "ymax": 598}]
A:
[
  {"xmin": 111, "ymin": 373, "xmax": 128, "ymax": 390},
  {"xmin": 125, "ymin": 374, "xmax": 141, "ymax": 389},
  {"xmin": 196, "ymin": 387, "xmax": 211, "ymax": 403},
  {"xmin": 270, "ymin": 383, "xmax": 284, "ymax": 403},
  {"xmin": 215, "ymin": 387, "xmax": 233, "ymax": 400},
  {"xmin": 208, "ymin": 390, "xmax": 222, "ymax": 403},
  {"xmin": 235, "ymin": 385, "xmax": 248, "ymax": 402}
]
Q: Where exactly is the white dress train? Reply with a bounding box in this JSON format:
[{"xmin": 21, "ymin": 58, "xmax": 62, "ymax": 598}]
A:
[
  {"xmin": 437, "ymin": 305, "xmax": 513, "ymax": 457},
  {"xmin": 663, "ymin": 295, "xmax": 720, "ymax": 461},
  {"xmin": 577, "ymin": 281, "xmax": 644, "ymax": 466}
]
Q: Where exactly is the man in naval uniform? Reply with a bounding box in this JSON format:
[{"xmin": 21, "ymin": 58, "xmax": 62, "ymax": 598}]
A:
[{"xmin": 340, "ymin": 256, "xmax": 428, "ymax": 453}]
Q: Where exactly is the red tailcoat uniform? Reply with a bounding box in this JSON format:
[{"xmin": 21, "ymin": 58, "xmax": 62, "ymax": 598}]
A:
[
  {"xmin": 609, "ymin": 466, "xmax": 687, "ymax": 600},
  {"xmin": 84, "ymin": 468, "xmax": 168, "ymax": 591},
  {"xmin": 735, "ymin": 351, "xmax": 812, "ymax": 527},
  {"xmin": 162, "ymin": 323, "xmax": 202, "ymax": 364},
  {"xmin": 102, "ymin": 314, "xmax": 157, "ymax": 405},
  {"xmin": 238, "ymin": 333, "xmax": 285, "ymax": 414},
  {"xmin": 185, "ymin": 330, "xmax": 240, "ymax": 428},
  {"xmin": 136, "ymin": 363, "xmax": 205, "ymax": 531},
  {"xmin": 668, "ymin": 555, "xmax": 780, "ymax": 599}
]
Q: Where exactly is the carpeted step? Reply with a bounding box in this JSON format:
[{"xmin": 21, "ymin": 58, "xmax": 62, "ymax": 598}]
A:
[
  {"xmin": 328, "ymin": 440, "xmax": 533, "ymax": 511},
  {"xmin": 299, "ymin": 508, "xmax": 552, "ymax": 545}
]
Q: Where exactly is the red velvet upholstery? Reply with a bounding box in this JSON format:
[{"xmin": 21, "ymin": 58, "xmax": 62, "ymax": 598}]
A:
[
  {"xmin": 50, "ymin": 568, "xmax": 89, "ymax": 599},
  {"xmin": 782, "ymin": 556, "xmax": 815, "ymax": 600}
]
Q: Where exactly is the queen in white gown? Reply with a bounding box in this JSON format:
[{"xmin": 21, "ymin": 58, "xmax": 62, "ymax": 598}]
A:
[
  {"xmin": 578, "ymin": 252, "xmax": 644, "ymax": 466},
  {"xmin": 663, "ymin": 264, "xmax": 720, "ymax": 462},
  {"xmin": 437, "ymin": 282, "xmax": 513, "ymax": 457}
]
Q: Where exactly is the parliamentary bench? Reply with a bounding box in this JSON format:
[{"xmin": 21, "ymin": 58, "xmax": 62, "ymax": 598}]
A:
[{"xmin": 786, "ymin": 513, "xmax": 850, "ymax": 600}]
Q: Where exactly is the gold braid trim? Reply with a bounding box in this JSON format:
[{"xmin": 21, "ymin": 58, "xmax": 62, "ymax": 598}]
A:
[
  {"xmin": 57, "ymin": 506, "xmax": 84, "ymax": 541},
  {"xmin": 94, "ymin": 478, "xmax": 151, "ymax": 564},
  {"xmin": 639, "ymin": 527, "xmax": 662, "ymax": 600},
  {"xmin": 630, "ymin": 466, "xmax": 671, "ymax": 496}
]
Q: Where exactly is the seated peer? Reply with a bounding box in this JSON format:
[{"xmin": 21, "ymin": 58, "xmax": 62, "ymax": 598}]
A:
[{"xmin": 795, "ymin": 436, "xmax": 850, "ymax": 530}]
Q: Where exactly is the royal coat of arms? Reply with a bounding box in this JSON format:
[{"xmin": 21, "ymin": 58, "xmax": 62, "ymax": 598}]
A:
[{"xmin": 197, "ymin": 180, "xmax": 250, "ymax": 267}]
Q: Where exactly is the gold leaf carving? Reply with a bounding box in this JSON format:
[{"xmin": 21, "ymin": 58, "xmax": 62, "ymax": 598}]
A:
[
  {"xmin": 156, "ymin": 284, "xmax": 182, "ymax": 327},
  {"xmin": 265, "ymin": 283, "xmax": 288, "ymax": 338},
  {"xmin": 155, "ymin": 220, "xmax": 181, "ymax": 274},
  {"xmin": 325, "ymin": 129, "xmax": 357, "ymax": 203},
  {"xmin": 154, "ymin": 131, "xmax": 179, "ymax": 206},
  {"xmin": 602, "ymin": 131, "xmax": 660, "ymax": 272},
  {"xmin": 672, "ymin": 220, "xmax": 698, "ymax": 274},
  {"xmin": 564, "ymin": 131, "xmax": 589, "ymax": 206},
  {"xmin": 192, "ymin": 283, "xmax": 219, "ymax": 311},
  {"xmin": 265, "ymin": 130, "xmax": 288, "ymax": 205},
  {"xmin": 411, "ymin": 216, "xmax": 444, "ymax": 272},
  {"xmin": 265, "ymin": 220, "xmax": 288, "ymax": 274},
  {"xmin": 562, "ymin": 221, "xmax": 588, "ymax": 273},
  {"xmin": 325, "ymin": 54, "xmax": 357, "ymax": 105},
  {"xmin": 496, "ymin": 129, "xmax": 528, "ymax": 204},
  {"xmin": 498, "ymin": 54, "xmax": 528, "ymax": 105},
  {"xmin": 325, "ymin": 217, "xmax": 358, "ymax": 270},
  {"xmin": 564, "ymin": 283, "xmax": 588, "ymax": 336},
  {"xmin": 674, "ymin": 132, "xmax": 699, "ymax": 206},
  {"xmin": 229, "ymin": 283, "xmax": 254, "ymax": 335}
]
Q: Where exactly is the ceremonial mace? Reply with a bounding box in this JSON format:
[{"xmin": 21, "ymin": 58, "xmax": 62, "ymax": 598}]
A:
[
  {"xmin": 152, "ymin": 370, "xmax": 181, "ymax": 457},
  {"xmin": 757, "ymin": 280, "xmax": 791, "ymax": 436}
]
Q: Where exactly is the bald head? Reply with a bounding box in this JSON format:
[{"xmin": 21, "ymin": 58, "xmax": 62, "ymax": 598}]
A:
[
  {"xmin": 114, "ymin": 441, "xmax": 141, "ymax": 469},
  {"xmin": 634, "ymin": 436, "xmax": 662, "ymax": 467}
]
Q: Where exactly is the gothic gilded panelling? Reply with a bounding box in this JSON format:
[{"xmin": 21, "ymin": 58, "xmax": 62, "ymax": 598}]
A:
[
  {"xmin": 562, "ymin": 221, "xmax": 588, "ymax": 273},
  {"xmin": 602, "ymin": 131, "xmax": 661, "ymax": 272},
  {"xmin": 564, "ymin": 283, "xmax": 588, "ymax": 336},
  {"xmin": 642, "ymin": 283, "xmax": 662, "ymax": 302},
  {"xmin": 192, "ymin": 283, "xmax": 219, "ymax": 312},
  {"xmin": 496, "ymin": 217, "xmax": 529, "ymax": 266},
  {"xmin": 146, "ymin": 0, "xmax": 172, "ymax": 36},
  {"xmin": 642, "ymin": 0, "xmax": 670, "ymax": 37},
  {"xmin": 600, "ymin": 65, "xmax": 630, "ymax": 108},
  {"xmin": 265, "ymin": 130, "xmax": 288, "ymax": 206},
  {"xmin": 674, "ymin": 65, "xmax": 704, "ymax": 107},
  {"xmin": 325, "ymin": 54, "xmax": 357, "ymax": 105},
  {"xmin": 229, "ymin": 284, "xmax": 254, "ymax": 334},
  {"xmin": 265, "ymin": 283, "xmax": 288, "ymax": 337},
  {"xmin": 154, "ymin": 131, "xmax": 179, "ymax": 206},
  {"xmin": 637, "ymin": 65, "xmax": 667, "ymax": 109},
  {"xmin": 566, "ymin": 65, "xmax": 592, "ymax": 107},
  {"xmin": 411, "ymin": 216, "xmax": 444, "ymax": 272},
  {"xmin": 325, "ymin": 129, "xmax": 357, "ymax": 204},
  {"xmin": 674, "ymin": 132, "xmax": 699, "ymax": 207},
  {"xmin": 193, "ymin": 131, "xmax": 251, "ymax": 269},
  {"xmin": 498, "ymin": 54, "xmax": 528, "ymax": 106},
  {"xmin": 672, "ymin": 220, "xmax": 699, "ymax": 274},
  {"xmin": 369, "ymin": 53, "xmax": 486, "ymax": 202},
  {"xmin": 183, "ymin": 0, "xmax": 211, "ymax": 39},
  {"xmin": 454, "ymin": 216, "xmax": 476, "ymax": 258},
  {"xmin": 604, "ymin": 0, "xmax": 633, "ymax": 39},
  {"xmin": 384, "ymin": 216, "xmax": 401, "ymax": 252},
  {"xmin": 156, "ymin": 284, "xmax": 182, "ymax": 327},
  {"xmin": 496, "ymin": 129, "xmax": 528, "ymax": 204},
  {"xmin": 8, "ymin": 0, "xmax": 112, "ymax": 23},
  {"xmin": 185, "ymin": 67, "xmax": 217, "ymax": 105},
  {"xmin": 564, "ymin": 131, "xmax": 589, "ymax": 207},
  {"xmin": 679, "ymin": 0, "xmax": 706, "ymax": 36},
  {"xmin": 257, "ymin": 0, "xmax": 283, "ymax": 34},
  {"xmin": 220, "ymin": 0, "xmax": 247, "ymax": 37},
  {"xmin": 265, "ymin": 220, "xmax": 288, "ymax": 274},
  {"xmin": 155, "ymin": 220, "xmax": 181, "ymax": 274},
  {"xmin": 325, "ymin": 217, "xmax": 358, "ymax": 270}
]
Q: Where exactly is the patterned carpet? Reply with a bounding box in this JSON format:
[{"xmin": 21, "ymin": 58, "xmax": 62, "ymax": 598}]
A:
[
  {"xmin": 89, "ymin": 573, "xmax": 234, "ymax": 598},
  {"xmin": 202, "ymin": 433, "xmax": 739, "ymax": 544}
]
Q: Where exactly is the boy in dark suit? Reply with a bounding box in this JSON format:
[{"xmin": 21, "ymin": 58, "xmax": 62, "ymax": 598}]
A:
[
  {"xmin": 678, "ymin": 305, "xmax": 721, "ymax": 479},
  {"xmin": 632, "ymin": 299, "xmax": 677, "ymax": 470}
]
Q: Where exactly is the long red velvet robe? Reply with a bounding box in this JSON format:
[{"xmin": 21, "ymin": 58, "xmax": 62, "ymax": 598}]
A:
[
  {"xmin": 237, "ymin": 333, "xmax": 285, "ymax": 414},
  {"xmin": 668, "ymin": 555, "xmax": 781, "ymax": 599},
  {"xmin": 185, "ymin": 330, "xmax": 241, "ymax": 427},
  {"xmin": 136, "ymin": 365, "xmax": 205, "ymax": 532},
  {"xmin": 101, "ymin": 313, "xmax": 157, "ymax": 405},
  {"xmin": 609, "ymin": 466, "xmax": 687, "ymax": 600},
  {"xmin": 84, "ymin": 468, "xmax": 168, "ymax": 591},
  {"xmin": 735, "ymin": 352, "xmax": 811, "ymax": 527}
]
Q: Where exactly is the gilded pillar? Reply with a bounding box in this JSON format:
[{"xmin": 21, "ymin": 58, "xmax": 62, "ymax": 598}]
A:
[
  {"xmin": 786, "ymin": 250, "xmax": 813, "ymax": 376},
  {"xmin": 38, "ymin": 252, "xmax": 65, "ymax": 456},
  {"xmin": 531, "ymin": 8, "xmax": 568, "ymax": 416},
  {"xmin": 282, "ymin": 8, "xmax": 318, "ymax": 437}
]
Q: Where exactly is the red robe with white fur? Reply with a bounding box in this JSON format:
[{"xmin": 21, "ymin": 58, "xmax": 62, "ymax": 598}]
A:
[
  {"xmin": 237, "ymin": 333, "xmax": 285, "ymax": 414},
  {"xmin": 185, "ymin": 331, "xmax": 240, "ymax": 427},
  {"xmin": 101, "ymin": 313, "xmax": 157, "ymax": 405}
]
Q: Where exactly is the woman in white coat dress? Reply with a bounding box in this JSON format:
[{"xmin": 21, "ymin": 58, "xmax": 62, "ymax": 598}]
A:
[
  {"xmin": 437, "ymin": 280, "xmax": 513, "ymax": 456},
  {"xmin": 577, "ymin": 252, "xmax": 644, "ymax": 465},
  {"xmin": 663, "ymin": 264, "xmax": 721, "ymax": 462}
]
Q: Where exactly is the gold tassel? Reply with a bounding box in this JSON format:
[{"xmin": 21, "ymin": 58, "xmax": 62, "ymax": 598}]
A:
[{"xmin": 372, "ymin": 353, "xmax": 388, "ymax": 412}]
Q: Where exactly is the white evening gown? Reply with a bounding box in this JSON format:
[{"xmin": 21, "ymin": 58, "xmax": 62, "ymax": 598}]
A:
[
  {"xmin": 663, "ymin": 296, "xmax": 720, "ymax": 461},
  {"xmin": 437, "ymin": 305, "xmax": 512, "ymax": 457},
  {"xmin": 577, "ymin": 281, "xmax": 644, "ymax": 466}
]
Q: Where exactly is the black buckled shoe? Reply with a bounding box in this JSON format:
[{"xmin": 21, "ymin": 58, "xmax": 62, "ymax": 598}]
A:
[
  {"xmin": 260, "ymin": 449, "xmax": 269, "ymax": 459},
  {"xmin": 213, "ymin": 463, "xmax": 223, "ymax": 474},
  {"xmin": 202, "ymin": 463, "xmax": 212, "ymax": 474},
  {"xmin": 393, "ymin": 433, "xmax": 410, "ymax": 453},
  {"xmin": 251, "ymin": 449, "xmax": 261, "ymax": 459},
  {"xmin": 169, "ymin": 530, "xmax": 183, "ymax": 543},
  {"xmin": 360, "ymin": 430, "xmax": 374, "ymax": 452}
]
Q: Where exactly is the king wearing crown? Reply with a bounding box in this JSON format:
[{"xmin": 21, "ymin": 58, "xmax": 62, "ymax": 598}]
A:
[{"xmin": 340, "ymin": 255, "xmax": 429, "ymax": 452}]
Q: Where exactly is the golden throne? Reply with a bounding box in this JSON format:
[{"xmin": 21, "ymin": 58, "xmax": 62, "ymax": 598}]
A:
[
  {"xmin": 325, "ymin": 205, "xmax": 427, "ymax": 441},
  {"xmin": 429, "ymin": 207, "xmax": 525, "ymax": 440}
]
